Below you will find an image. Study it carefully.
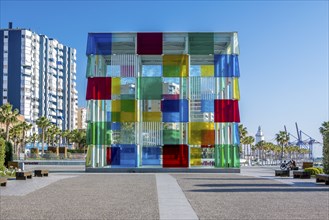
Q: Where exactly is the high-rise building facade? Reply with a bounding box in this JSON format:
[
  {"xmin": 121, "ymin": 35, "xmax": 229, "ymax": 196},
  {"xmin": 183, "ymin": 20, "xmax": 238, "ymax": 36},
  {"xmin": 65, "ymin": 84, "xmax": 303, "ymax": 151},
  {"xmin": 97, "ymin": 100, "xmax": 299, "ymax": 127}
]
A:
[
  {"xmin": 0, "ymin": 23, "xmax": 78, "ymax": 133},
  {"xmin": 85, "ymin": 32, "xmax": 241, "ymax": 169},
  {"xmin": 77, "ymin": 107, "xmax": 87, "ymax": 129}
]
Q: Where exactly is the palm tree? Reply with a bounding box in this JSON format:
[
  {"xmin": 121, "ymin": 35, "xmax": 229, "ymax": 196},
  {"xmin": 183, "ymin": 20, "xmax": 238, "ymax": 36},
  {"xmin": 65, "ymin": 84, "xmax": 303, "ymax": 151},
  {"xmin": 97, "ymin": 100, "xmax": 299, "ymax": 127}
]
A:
[
  {"xmin": 238, "ymin": 124, "xmax": 248, "ymax": 158},
  {"xmin": 255, "ymin": 140, "xmax": 264, "ymax": 161},
  {"xmin": 28, "ymin": 133, "xmax": 39, "ymax": 148},
  {"xmin": 62, "ymin": 130, "xmax": 71, "ymax": 146},
  {"xmin": 0, "ymin": 103, "xmax": 19, "ymax": 142},
  {"xmin": 36, "ymin": 117, "xmax": 51, "ymax": 156},
  {"xmin": 18, "ymin": 121, "xmax": 32, "ymax": 155},
  {"xmin": 70, "ymin": 129, "xmax": 87, "ymax": 153},
  {"xmin": 244, "ymin": 136, "xmax": 254, "ymax": 164},
  {"xmin": 275, "ymin": 131, "xmax": 290, "ymax": 164},
  {"xmin": 9, "ymin": 124, "xmax": 21, "ymax": 157},
  {"xmin": 319, "ymin": 121, "xmax": 329, "ymax": 174}
]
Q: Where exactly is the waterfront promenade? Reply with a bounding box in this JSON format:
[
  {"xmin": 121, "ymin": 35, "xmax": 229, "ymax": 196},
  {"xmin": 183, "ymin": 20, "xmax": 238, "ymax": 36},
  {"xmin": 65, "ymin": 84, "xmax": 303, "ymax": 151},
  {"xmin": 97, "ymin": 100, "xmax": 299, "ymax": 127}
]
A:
[{"xmin": 0, "ymin": 166, "xmax": 328, "ymax": 219}]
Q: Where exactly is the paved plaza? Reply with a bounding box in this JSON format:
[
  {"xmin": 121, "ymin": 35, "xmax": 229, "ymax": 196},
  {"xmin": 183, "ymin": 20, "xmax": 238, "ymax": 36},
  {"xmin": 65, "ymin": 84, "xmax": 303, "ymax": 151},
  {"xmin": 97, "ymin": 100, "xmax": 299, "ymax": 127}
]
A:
[{"xmin": 0, "ymin": 167, "xmax": 328, "ymax": 219}]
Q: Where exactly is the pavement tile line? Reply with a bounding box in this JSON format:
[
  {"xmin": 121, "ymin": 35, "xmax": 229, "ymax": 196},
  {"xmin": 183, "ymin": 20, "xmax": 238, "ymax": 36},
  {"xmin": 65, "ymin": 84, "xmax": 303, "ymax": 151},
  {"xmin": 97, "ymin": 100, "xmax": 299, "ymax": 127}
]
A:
[
  {"xmin": 156, "ymin": 174, "xmax": 199, "ymax": 220},
  {"xmin": 0, "ymin": 175, "xmax": 76, "ymax": 196}
]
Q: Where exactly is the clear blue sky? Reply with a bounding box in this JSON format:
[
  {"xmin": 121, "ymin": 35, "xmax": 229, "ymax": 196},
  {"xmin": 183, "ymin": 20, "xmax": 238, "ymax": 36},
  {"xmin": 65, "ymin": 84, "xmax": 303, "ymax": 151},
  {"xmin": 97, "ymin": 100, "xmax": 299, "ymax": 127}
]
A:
[{"xmin": 1, "ymin": 0, "xmax": 328, "ymax": 157}]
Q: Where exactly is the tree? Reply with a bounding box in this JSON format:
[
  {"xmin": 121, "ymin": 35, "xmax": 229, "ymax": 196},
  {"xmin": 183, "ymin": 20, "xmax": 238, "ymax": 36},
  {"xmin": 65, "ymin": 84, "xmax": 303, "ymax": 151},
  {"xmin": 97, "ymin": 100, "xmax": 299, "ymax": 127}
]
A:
[
  {"xmin": 70, "ymin": 129, "xmax": 87, "ymax": 153},
  {"xmin": 275, "ymin": 131, "xmax": 290, "ymax": 163},
  {"xmin": 4, "ymin": 141, "xmax": 13, "ymax": 167},
  {"xmin": 9, "ymin": 124, "xmax": 22, "ymax": 158},
  {"xmin": 28, "ymin": 133, "xmax": 39, "ymax": 148},
  {"xmin": 0, "ymin": 103, "xmax": 19, "ymax": 142},
  {"xmin": 244, "ymin": 136, "xmax": 254, "ymax": 164},
  {"xmin": 17, "ymin": 121, "xmax": 32, "ymax": 155},
  {"xmin": 238, "ymin": 124, "xmax": 248, "ymax": 159},
  {"xmin": 319, "ymin": 121, "xmax": 329, "ymax": 174},
  {"xmin": 0, "ymin": 138, "xmax": 5, "ymax": 171},
  {"xmin": 36, "ymin": 117, "xmax": 51, "ymax": 156},
  {"xmin": 255, "ymin": 140, "xmax": 265, "ymax": 164}
]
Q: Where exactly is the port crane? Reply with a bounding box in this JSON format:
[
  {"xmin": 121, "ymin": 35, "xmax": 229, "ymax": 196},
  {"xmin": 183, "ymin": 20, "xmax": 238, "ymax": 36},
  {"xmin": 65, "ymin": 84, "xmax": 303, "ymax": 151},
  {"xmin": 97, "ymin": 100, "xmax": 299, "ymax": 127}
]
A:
[{"xmin": 284, "ymin": 123, "xmax": 321, "ymax": 160}]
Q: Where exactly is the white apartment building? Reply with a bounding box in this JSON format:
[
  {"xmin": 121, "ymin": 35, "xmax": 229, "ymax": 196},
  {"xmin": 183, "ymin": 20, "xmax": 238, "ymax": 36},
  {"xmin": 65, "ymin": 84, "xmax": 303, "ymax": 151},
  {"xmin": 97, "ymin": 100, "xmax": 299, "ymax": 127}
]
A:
[{"xmin": 0, "ymin": 22, "xmax": 78, "ymax": 134}]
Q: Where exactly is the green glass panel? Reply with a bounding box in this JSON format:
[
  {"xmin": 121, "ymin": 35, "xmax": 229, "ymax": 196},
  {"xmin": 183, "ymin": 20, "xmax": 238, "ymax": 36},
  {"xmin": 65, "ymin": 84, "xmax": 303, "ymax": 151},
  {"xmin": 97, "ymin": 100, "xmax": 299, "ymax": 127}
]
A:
[
  {"xmin": 85, "ymin": 146, "xmax": 93, "ymax": 167},
  {"xmin": 86, "ymin": 122, "xmax": 112, "ymax": 145},
  {"xmin": 163, "ymin": 66, "xmax": 181, "ymax": 77},
  {"xmin": 140, "ymin": 77, "xmax": 162, "ymax": 100},
  {"xmin": 86, "ymin": 55, "xmax": 107, "ymax": 77},
  {"xmin": 121, "ymin": 100, "xmax": 136, "ymax": 112},
  {"xmin": 111, "ymin": 112, "xmax": 121, "ymax": 122},
  {"xmin": 215, "ymin": 144, "xmax": 240, "ymax": 168},
  {"xmin": 188, "ymin": 33, "xmax": 214, "ymax": 55},
  {"xmin": 163, "ymin": 129, "xmax": 180, "ymax": 144}
]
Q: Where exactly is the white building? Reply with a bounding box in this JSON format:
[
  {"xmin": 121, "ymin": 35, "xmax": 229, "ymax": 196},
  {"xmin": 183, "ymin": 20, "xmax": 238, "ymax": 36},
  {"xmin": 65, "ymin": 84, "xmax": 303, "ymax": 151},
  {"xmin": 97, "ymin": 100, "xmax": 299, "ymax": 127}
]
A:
[
  {"xmin": 0, "ymin": 22, "xmax": 78, "ymax": 133},
  {"xmin": 255, "ymin": 126, "xmax": 265, "ymax": 144},
  {"xmin": 77, "ymin": 107, "xmax": 87, "ymax": 129}
]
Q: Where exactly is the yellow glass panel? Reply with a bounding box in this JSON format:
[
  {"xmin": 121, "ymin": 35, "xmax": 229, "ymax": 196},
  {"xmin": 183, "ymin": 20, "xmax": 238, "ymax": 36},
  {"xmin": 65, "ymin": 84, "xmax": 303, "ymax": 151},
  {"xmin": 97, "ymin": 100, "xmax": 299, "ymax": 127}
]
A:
[
  {"xmin": 163, "ymin": 55, "xmax": 189, "ymax": 77},
  {"xmin": 188, "ymin": 122, "xmax": 214, "ymax": 145},
  {"xmin": 121, "ymin": 112, "xmax": 138, "ymax": 122},
  {"xmin": 112, "ymin": 100, "xmax": 121, "ymax": 112},
  {"xmin": 233, "ymin": 78, "xmax": 240, "ymax": 100},
  {"xmin": 143, "ymin": 112, "xmax": 162, "ymax": 122},
  {"xmin": 201, "ymin": 65, "xmax": 214, "ymax": 77},
  {"xmin": 190, "ymin": 147, "xmax": 202, "ymax": 166},
  {"xmin": 112, "ymin": 77, "xmax": 120, "ymax": 95}
]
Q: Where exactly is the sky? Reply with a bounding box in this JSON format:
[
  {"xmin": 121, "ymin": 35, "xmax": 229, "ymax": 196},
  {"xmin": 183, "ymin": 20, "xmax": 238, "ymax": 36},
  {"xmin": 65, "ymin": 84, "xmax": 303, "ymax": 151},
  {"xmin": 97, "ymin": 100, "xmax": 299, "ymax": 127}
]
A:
[{"xmin": 1, "ymin": 0, "xmax": 328, "ymax": 157}]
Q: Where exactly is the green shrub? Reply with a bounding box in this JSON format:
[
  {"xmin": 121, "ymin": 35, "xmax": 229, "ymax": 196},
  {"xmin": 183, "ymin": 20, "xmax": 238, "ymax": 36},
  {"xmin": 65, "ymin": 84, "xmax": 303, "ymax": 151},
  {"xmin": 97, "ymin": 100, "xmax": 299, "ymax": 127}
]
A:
[
  {"xmin": 43, "ymin": 153, "xmax": 59, "ymax": 160},
  {"xmin": 314, "ymin": 167, "xmax": 324, "ymax": 174},
  {"xmin": 0, "ymin": 138, "xmax": 5, "ymax": 171},
  {"xmin": 5, "ymin": 141, "xmax": 13, "ymax": 167},
  {"xmin": 304, "ymin": 167, "xmax": 321, "ymax": 175},
  {"xmin": 67, "ymin": 149, "xmax": 85, "ymax": 153}
]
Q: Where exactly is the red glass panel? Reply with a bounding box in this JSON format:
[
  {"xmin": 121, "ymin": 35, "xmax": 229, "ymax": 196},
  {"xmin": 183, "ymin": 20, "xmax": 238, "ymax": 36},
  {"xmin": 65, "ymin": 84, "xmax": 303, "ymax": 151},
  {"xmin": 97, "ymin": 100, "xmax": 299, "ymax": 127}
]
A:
[
  {"xmin": 137, "ymin": 33, "xmax": 163, "ymax": 55},
  {"xmin": 163, "ymin": 145, "xmax": 188, "ymax": 168},
  {"xmin": 106, "ymin": 147, "xmax": 111, "ymax": 165},
  {"xmin": 86, "ymin": 77, "xmax": 111, "ymax": 100},
  {"xmin": 214, "ymin": 100, "xmax": 240, "ymax": 122}
]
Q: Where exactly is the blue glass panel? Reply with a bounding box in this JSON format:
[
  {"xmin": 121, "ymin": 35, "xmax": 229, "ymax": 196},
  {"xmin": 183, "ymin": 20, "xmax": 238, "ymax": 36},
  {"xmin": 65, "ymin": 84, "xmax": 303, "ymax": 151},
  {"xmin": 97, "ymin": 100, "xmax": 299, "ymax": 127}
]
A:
[
  {"xmin": 106, "ymin": 111, "xmax": 111, "ymax": 121},
  {"xmin": 163, "ymin": 112, "xmax": 179, "ymax": 122},
  {"xmin": 233, "ymin": 123, "xmax": 240, "ymax": 145},
  {"xmin": 162, "ymin": 112, "xmax": 188, "ymax": 122},
  {"xmin": 162, "ymin": 100, "xmax": 180, "ymax": 112},
  {"xmin": 111, "ymin": 147, "xmax": 120, "ymax": 165},
  {"xmin": 142, "ymin": 147, "xmax": 161, "ymax": 165},
  {"xmin": 111, "ymin": 144, "xmax": 137, "ymax": 167},
  {"xmin": 162, "ymin": 99, "xmax": 188, "ymax": 122},
  {"xmin": 86, "ymin": 33, "xmax": 112, "ymax": 55},
  {"xmin": 201, "ymin": 100, "xmax": 214, "ymax": 112},
  {"xmin": 111, "ymin": 122, "xmax": 121, "ymax": 131},
  {"xmin": 214, "ymin": 54, "xmax": 240, "ymax": 77}
]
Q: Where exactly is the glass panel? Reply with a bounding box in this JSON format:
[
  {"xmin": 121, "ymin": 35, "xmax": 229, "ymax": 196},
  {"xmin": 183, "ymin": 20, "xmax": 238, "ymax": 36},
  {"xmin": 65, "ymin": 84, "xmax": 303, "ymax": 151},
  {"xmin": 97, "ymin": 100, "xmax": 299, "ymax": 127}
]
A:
[
  {"xmin": 140, "ymin": 77, "xmax": 162, "ymax": 100},
  {"xmin": 188, "ymin": 122, "xmax": 214, "ymax": 145},
  {"xmin": 137, "ymin": 33, "xmax": 163, "ymax": 55},
  {"xmin": 188, "ymin": 33, "xmax": 214, "ymax": 55},
  {"xmin": 214, "ymin": 100, "xmax": 240, "ymax": 123},
  {"xmin": 86, "ymin": 33, "xmax": 112, "ymax": 55},
  {"xmin": 190, "ymin": 147, "xmax": 202, "ymax": 166},
  {"xmin": 86, "ymin": 77, "xmax": 111, "ymax": 100},
  {"xmin": 201, "ymin": 65, "xmax": 214, "ymax": 77},
  {"xmin": 142, "ymin": 146, "xmax": 161, "ymax": 165},
  {"xmin": 163, "ymin": 145, "xmax": 188, "ymax": 167},
  {"xmin": 163, "ymin": 55, "xmax": 189, "ymax": 77},
  {"xmin": 214, "ymin": 54, "xmax": 240, "ymax": 77}
]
